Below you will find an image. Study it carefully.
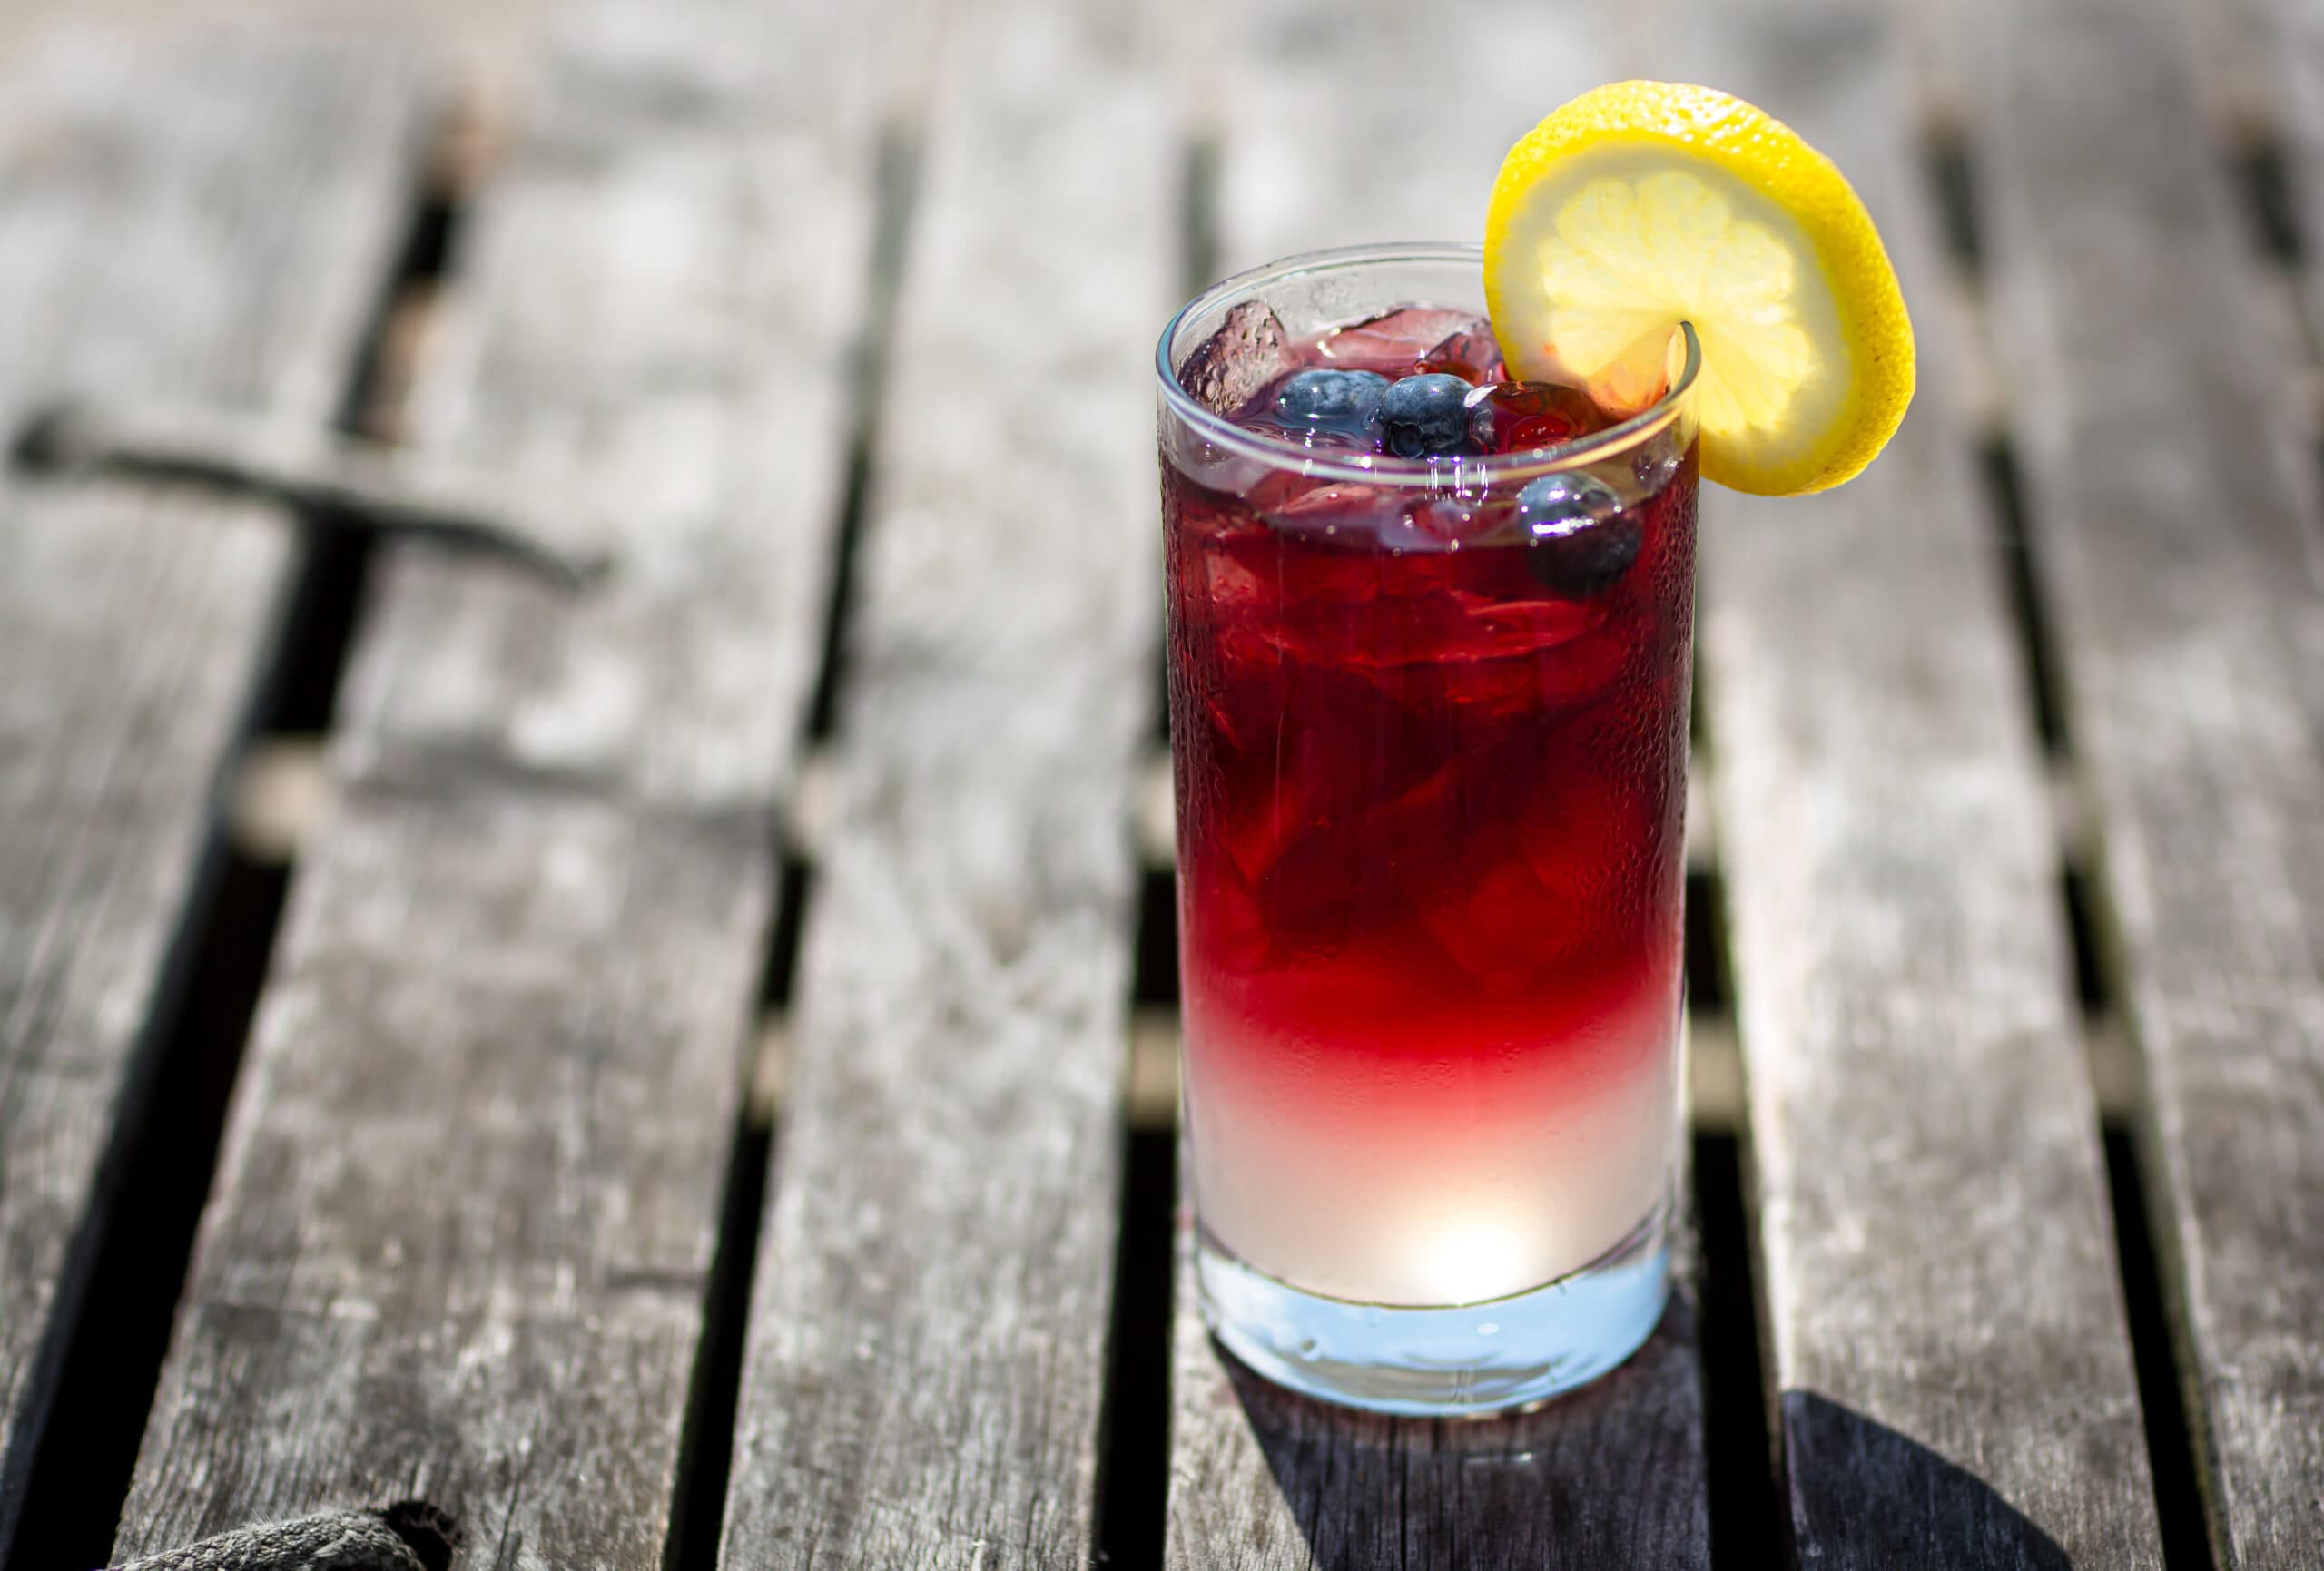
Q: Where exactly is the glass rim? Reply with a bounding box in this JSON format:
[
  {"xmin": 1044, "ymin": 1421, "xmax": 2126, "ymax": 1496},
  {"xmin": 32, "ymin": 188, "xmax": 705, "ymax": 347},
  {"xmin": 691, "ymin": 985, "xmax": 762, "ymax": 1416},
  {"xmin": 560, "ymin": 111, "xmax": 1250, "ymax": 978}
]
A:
[{"xmin": 1155, "ymin": 241, "xmax": 1701, "ymax": 488}]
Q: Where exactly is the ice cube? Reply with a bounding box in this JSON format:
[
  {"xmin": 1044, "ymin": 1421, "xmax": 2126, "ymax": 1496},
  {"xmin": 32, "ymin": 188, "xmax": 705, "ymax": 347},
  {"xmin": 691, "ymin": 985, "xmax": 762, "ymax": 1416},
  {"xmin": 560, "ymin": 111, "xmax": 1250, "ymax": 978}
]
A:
[
  {"xmin": 1441, "ymin": 587, "xmax": 1607, "ymax": 668},
  {"xmin": 1375, "ymin": 494, "xmax": 1514, "ymax": 553},
  {"xmin": 1258, "ymin": 480, "xmax": 1408, "ymax": 544},
  {"xmin": 1466, "ymin": 381, "xmax": 1606, "ymax": 455},
  {"xmin": 1418, "ymin": 326, "xmax": 1507, "ymax": 383},
  {"xmin": 1177, "ymin": 299, "xmax": 1296, "ymax": 416},
  {"xmin": 1316, "ymin": 307, "xmax": 1485, "ymax": 376},
  {"xmin": 1161, "ymin": 417, "xmax": 1274, "ymax": 501},
  {"xmin": 1409, "ymin": 849, "xmax": 1589, "ymax": 998}
]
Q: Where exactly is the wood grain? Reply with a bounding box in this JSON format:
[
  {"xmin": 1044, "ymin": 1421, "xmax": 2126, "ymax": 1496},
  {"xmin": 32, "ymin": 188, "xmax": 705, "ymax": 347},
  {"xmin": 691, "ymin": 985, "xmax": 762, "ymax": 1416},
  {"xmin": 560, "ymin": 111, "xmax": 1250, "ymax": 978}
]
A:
[
  {"xmin": 0, "ymin": 32, "xmax": 426, "ymax": 1554},
  {"xmin": 1935, "ymin": 0, "xmax": 2324, "ymax": 1559},
  {"xmin": 1664, "ymin": 0, "xmax": 2165, "ymax": 1562},
  {"xmin": 714, "ymin": 0, "xmax": 1171, "ymax": 1563},
  {"xmin": 1165, "ymin": 5, "xmax": 1710, "ymax": 1567},
  {"xmin": 113, "ymin": 0, "xmax": 886, "ymax": 1561}
]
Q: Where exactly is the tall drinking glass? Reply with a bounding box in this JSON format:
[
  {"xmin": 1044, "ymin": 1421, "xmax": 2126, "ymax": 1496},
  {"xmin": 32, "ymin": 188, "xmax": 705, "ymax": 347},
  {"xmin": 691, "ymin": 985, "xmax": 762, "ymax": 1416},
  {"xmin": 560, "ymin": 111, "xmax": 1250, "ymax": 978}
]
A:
[{"xmin": 1157, "ymin": 245, "xmax": 1699, "ymax": 1414}]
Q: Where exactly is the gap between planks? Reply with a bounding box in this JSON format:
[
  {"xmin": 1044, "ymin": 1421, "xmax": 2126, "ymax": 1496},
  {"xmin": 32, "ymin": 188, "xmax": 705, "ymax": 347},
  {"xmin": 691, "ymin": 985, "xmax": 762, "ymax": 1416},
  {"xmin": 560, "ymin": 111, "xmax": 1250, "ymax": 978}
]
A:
[
  {"xmin": 1923, "ymin": 0, "xmax": 2324, "ymax": 1556},
  {"xmin": 227, "ymin": 741, "xmax": 1811, "ymax": 1140},
  {"xmin": 111, "ymin": 0, "xmax": 886, "ymax": 1559},
  {"xmin": 0, "ymin": 31, "xmax": 438, "ymax": 1562},
  {"xmin": 241, "ymin": 731, "xmax": 2108, "ymax": 886}
]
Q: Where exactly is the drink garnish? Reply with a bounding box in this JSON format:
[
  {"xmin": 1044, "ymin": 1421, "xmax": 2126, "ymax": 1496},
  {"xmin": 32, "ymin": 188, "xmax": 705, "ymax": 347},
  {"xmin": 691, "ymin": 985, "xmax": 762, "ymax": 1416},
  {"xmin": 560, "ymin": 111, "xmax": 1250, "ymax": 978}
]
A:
[{"xmin": 1484, "ymin": 81, "xmax": 1915, "ymax": 496}]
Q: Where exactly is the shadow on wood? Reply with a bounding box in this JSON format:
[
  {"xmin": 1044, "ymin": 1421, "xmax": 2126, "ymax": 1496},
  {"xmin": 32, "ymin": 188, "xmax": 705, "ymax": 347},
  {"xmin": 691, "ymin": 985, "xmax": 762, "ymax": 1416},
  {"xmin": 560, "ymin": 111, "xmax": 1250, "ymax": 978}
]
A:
[
  {"xmin": 1201, "ymin": 1298, "xmax": 1709, "ymax": 1569},
  {"xmin": 1783, "ymin": 1391, "xmax": 2074, "ymax": 1569}
]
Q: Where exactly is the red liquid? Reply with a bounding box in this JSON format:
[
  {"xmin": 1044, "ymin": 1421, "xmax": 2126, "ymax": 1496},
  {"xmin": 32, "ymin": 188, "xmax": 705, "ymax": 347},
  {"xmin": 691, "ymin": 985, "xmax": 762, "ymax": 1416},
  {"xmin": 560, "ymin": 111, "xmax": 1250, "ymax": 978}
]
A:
[{"xmin": 1164, "ymin": 310, "xmax": 1695, "ymax": 1305}]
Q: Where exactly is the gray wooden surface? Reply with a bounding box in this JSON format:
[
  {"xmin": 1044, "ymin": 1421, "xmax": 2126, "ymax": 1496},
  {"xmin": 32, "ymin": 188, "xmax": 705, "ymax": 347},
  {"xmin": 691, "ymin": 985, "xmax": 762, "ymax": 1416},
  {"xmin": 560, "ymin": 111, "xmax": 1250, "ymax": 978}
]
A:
[
  {"xmin": 714, "ymin": 0, "xmax": 1171, "ymax": 1562},
  {"xmin": 1669, "ymin": 0, "xmax": 2166, "ymax": 1563},
  {"xmin": 113, "ymin": 0, "xmax": 880, "ymax": 1560},
  {"xmin": 1166, "ymin": 4, "xmax": 1711, "ymax": 1566},
  {"xmin": 1210, "ymin": 0, "xmax": 1624, "ymax": 271},
  {"xmin": 0, "ymin": 32, "xmax": 426, "ymax": 1555},
  {"xmin": 1936, "ymin": 0, "xmax": 2324, "ymax": 1560},
  {"xmin": 4, "ymin": 0, "xmax": 2319, "ymax": 1560}
]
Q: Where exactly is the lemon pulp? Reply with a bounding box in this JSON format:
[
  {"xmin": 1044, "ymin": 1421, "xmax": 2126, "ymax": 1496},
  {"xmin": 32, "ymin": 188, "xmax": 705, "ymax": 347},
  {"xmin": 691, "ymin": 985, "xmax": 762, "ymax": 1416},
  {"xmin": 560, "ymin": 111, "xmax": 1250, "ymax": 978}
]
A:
[{"xmin": 1484, "ymin": 82, "xmax": 1915, "ymax": 496}]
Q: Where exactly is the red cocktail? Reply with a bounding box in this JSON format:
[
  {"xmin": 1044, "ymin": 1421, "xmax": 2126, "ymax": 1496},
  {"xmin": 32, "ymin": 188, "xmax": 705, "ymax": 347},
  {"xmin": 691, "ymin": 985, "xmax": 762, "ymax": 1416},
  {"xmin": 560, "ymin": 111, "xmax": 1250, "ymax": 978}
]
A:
[{"xmin": 1157, "ymin": 246, "xmax": 1699, "ymax": 1412}]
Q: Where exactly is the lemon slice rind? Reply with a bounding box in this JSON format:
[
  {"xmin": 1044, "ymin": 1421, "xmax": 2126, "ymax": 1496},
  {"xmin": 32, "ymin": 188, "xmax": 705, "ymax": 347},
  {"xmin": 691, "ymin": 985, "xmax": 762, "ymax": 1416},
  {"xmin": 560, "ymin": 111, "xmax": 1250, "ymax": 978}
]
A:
[{"xmin": 1484, "ymin": 83, "xmax": 1915, "ymax": 496}]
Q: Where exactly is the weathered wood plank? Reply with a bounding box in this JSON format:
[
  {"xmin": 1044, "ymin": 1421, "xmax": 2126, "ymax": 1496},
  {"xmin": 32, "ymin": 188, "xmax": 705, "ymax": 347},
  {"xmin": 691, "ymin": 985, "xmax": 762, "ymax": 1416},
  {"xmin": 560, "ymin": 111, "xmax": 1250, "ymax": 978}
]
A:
[
  {"xmin": 0, "ymin": 32, "xmax": 427, "ymax": 1553},
  {"xmin": 1663, "ymin": 0, "xmax": 2165, "ymax": 1562},
  {"xmin": 1167, "ymin": 5, "xmax": 1709, "ymax": 1566},
  {"xmin": 714, "ymin": 0, "xmax": 1170, "ymax": 1562},
  {"xmin": 1934, "ymin": 0, "xmax": 2324, "ymax": 1559},
  {"xmin": 113, "ymin": 0, "xmax": 883, "ymax": 1561}
]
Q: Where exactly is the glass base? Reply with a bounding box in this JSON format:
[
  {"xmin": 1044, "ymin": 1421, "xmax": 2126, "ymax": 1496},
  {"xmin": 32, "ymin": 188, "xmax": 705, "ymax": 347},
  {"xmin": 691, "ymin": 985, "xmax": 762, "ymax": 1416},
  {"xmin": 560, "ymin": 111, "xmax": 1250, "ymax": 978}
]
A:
[{"xmin": 1196, "ymin": 1198, "xmax": 1672, "ymax": 1417}]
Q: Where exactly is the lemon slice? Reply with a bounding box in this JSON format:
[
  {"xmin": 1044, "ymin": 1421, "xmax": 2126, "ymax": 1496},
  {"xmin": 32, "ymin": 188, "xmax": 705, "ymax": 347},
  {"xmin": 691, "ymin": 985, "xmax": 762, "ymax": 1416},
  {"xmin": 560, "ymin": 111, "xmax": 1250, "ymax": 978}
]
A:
[{"xmin": 1484, "ymin": 81, "xmax": 1914, "ymax": 496}]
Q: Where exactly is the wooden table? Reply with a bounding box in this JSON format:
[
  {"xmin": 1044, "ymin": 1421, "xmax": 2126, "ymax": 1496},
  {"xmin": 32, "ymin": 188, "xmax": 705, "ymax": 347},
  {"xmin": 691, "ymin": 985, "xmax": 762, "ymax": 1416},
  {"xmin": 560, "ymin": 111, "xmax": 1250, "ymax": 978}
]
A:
[{"xmin": 1, "ymin": 0, "xmax": 2319, "ymax": 1566}]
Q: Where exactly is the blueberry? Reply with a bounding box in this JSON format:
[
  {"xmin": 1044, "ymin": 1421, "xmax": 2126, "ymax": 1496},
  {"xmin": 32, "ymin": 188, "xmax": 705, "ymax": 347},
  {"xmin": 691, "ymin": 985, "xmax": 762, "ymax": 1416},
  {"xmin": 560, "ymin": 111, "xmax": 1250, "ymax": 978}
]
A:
[
  {"xmin": 1517, "ymin": 473, "xmax": 1641, "ymax": 597},
  {"xmin": 1378, "ymin": 373, "xmax": 1474, "ymax": 458},
  {"xmin": 1272, "ymin": 368, "xmax": 1390, "ymax": 432},
  {"xmin": 1517, "ymin": 472, "xmax": 1623, "ymax": 528}
]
